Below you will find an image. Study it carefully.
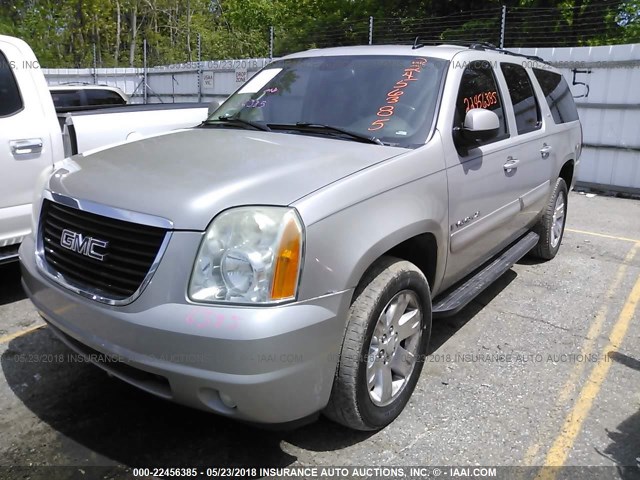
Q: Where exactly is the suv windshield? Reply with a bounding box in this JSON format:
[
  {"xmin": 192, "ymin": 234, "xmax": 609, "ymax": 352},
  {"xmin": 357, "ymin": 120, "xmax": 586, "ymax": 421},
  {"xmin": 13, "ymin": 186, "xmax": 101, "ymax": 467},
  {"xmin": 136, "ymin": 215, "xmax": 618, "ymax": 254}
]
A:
[{"xmin": 208, "ymin": 55, "xmax": 448, "ymax": 147}]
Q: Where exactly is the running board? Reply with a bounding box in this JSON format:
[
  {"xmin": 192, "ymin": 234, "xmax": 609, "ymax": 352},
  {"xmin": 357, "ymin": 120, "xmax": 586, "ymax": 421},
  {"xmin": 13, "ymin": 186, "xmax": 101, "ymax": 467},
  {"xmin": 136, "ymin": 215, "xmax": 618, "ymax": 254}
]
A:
[
  {"xmin": 0, "ymin": 245, "xmax": 20, "ymax": 265},
  {"xmin": 432, "ymin": 232, "xmax": 540, "ymax": 318}
]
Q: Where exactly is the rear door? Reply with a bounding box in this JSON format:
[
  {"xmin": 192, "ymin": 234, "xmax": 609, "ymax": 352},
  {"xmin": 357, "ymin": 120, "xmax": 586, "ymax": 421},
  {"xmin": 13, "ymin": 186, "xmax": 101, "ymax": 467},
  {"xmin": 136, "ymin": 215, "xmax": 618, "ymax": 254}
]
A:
[
  {"xmin": 497, "ymin": 62, "xmax": 552, "ymax": 230},
  {"xmin": 0, "ymin": 37, "xmax": 58, "ymax": 246},
  {"xmin": 531, "ymin": 67, "xmax": 582, "ymax": 190}
]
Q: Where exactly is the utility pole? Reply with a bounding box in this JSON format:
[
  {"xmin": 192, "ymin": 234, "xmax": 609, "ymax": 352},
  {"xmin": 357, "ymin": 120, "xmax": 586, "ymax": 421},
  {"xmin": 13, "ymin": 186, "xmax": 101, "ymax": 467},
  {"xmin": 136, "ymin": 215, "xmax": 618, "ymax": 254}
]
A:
[
  {"xmin": 269, "ymin": 26, "xmax": 274, "ymax": 59},
  {"xmin": 500, "ymin": 5, "xmax": 507, "ymax": 49},
  {"xmin": 197, "ymin": 33, "xmax": 202, "ymax": 103},
  {"xmin": 92, "ymin": 43, "xmax": 97, "ymax": 84},
  {"xmin": 369, "ymin": 16, "xmax": 374, "ymax": 45},
  {"xmin": 143, "ymin": 38, "xmax": 148, "ymax": 104}
]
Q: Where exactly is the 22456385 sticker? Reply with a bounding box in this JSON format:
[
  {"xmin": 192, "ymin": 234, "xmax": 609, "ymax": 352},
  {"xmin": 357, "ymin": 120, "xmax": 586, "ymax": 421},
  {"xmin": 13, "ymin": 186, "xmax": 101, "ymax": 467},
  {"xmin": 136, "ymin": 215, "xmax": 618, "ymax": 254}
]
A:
[{"xmin": 368, "ymin": 58, "xmax": 428, "ymax": 132}]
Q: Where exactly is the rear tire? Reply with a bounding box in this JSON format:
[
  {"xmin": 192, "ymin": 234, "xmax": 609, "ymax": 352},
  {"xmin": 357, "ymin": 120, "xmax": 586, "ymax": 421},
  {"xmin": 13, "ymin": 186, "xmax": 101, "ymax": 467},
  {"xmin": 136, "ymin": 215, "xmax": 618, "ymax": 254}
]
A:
[
  {"xmin": 323, "ymin": 256, "xmax": 432, "ymax": 430},
  {"xmin": 531, "ymin": 177, "xmax": 568, "ymax": 260}
]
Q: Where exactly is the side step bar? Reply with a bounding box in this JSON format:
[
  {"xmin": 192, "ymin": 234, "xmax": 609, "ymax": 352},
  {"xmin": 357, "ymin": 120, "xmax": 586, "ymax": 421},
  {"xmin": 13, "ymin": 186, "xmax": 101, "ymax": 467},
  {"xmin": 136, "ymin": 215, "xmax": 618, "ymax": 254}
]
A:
[
  {"xmin": 0, "ymin": 244, "xmax": 20, "ymax": 266},
  {"xmin": 432, "ymin": 231, "xmax": 540, "ymax": 318}
]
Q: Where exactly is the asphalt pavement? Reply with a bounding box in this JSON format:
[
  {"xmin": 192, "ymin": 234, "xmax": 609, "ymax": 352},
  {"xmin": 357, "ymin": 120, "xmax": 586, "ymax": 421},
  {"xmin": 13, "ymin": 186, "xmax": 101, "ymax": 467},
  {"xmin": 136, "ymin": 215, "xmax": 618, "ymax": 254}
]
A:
[{"xmin": 0, "ymin": 191, "xmax": 639, "ymax": 480}]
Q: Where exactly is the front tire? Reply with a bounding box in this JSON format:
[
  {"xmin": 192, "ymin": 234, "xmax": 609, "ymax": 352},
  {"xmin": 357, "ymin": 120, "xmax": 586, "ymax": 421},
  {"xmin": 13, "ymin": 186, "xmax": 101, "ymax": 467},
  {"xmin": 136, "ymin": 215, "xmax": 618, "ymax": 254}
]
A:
[
  {"xmin": 323, "ymin": 256, "xmax": 432, "ymax": 430},
  {"xmin": 531, "ymin": 178, "xmax": 568, "ymax": 260}
]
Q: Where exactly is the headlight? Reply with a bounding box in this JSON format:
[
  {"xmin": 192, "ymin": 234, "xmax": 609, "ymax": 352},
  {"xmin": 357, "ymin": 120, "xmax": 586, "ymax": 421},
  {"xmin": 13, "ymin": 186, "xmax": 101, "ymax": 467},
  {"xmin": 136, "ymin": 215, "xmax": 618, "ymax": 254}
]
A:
[{"xmin": 188, "ymin": 206, "xmax": 304, "ymax": 304}]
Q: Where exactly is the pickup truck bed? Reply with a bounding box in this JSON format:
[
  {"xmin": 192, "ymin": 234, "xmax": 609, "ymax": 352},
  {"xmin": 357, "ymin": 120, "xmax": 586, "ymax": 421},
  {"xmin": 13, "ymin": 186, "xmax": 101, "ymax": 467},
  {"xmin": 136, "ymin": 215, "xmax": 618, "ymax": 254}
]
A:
[
  {"xmin": 61, "ymin": 102, "xmax": 209, "ymax": 156},
  {"xmin": 0, "ymin": 34, "xmax": 212, "ymax": 262}
]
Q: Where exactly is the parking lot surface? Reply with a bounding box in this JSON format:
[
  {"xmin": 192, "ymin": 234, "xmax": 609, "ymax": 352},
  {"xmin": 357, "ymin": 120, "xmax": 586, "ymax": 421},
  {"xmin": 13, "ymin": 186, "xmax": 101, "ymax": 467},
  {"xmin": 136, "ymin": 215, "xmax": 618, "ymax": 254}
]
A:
[{"xmin": 0, "ymin": 191, "xmax": 639, "ymax": 479}]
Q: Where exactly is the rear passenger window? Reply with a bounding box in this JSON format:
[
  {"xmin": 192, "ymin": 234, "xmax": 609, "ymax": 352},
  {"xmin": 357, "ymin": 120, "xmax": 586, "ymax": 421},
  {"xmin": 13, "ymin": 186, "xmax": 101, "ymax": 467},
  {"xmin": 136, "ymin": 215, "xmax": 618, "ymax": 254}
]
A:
[
  {"xmin": 500, "ymin": 63, "xmax": 541, "ymax": 134},
  {"xmin": 454, "ymin": 61, "xmax": 507, "ymax": 145},
  {"xmin": 0, "ymin": 51, "xmax": 23, "ymax": 117},
  {"xmin": 532, "ymin": 69, "xmax": 579, "ymax": 124},
  {"xmin": 50, "ymin": 90, "xmax": 83, "ymax": 108},
  {"xmin": 85, "ymin": 89, "xmax": 127, "ymax": 106}
]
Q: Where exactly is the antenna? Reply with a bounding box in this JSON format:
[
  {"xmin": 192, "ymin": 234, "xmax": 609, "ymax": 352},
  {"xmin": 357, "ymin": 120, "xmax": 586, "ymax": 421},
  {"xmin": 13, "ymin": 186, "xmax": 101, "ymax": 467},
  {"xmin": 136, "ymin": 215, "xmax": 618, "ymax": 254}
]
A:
[{"xmin": 412, "ymin": 36, "xmax": 424, "ymax": 50}]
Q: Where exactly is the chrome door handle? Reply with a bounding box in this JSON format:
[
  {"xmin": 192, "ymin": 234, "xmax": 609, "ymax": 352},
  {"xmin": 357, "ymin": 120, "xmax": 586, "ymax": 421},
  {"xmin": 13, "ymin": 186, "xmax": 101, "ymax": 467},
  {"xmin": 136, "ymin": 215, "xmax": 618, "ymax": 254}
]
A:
[
  {"xmin": 503, "ymin": 157, "xmax": 520, "ymax": 171},
  {"xmin": 540, "ymin": 143, "xmax": 552, "ymax": 159},
  {"xmin": 10, "ymin": 138, "xmax": 43, "ymax": 157}
]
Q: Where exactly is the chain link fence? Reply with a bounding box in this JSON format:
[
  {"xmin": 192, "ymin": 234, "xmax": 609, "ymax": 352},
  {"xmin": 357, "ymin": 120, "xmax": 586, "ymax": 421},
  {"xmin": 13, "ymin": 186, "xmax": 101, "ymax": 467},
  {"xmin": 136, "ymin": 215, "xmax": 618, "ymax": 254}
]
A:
[
  {"xmin": 58, "ymin": 2, "xmax": 639, "ymax": 70},
  {"xmin": 271, "ymin": 3, "xmax": 638, "ymax": 56}
]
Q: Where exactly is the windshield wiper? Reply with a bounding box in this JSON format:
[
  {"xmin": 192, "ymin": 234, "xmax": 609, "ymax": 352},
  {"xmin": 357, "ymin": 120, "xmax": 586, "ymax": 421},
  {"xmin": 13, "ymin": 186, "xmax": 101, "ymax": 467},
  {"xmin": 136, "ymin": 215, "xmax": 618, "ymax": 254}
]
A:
[
  {"xmin": 269, "ymin": 122, "xmax": 383, "ymax": 145},
  {"xmin": 203, "ymin": 115, "xmax": 271, "ymax": 132}
]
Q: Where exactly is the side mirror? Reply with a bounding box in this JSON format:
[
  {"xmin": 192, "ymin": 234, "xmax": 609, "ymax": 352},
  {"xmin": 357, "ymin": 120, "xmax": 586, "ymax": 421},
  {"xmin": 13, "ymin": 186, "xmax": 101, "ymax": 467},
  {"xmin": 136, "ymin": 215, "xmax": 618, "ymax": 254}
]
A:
[{"xmin": 460, "ymin": 108, "xmax": 500, "ymax": 144}]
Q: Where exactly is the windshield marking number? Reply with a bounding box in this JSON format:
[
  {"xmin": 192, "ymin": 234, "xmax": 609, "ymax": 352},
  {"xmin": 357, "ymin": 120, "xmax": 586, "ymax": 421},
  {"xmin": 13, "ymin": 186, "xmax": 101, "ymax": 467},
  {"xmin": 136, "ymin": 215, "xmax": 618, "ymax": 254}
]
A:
[
  {"xmin": 243, "ymin": 88, "xmax": 279, "ymax": 109},
  {"xmin": 463, "ymin": 91, "xmax": 497, "ymax": 112},
  {"xmin": 368, "ymin": 58, "xmax": 427, "ymax": 132}
]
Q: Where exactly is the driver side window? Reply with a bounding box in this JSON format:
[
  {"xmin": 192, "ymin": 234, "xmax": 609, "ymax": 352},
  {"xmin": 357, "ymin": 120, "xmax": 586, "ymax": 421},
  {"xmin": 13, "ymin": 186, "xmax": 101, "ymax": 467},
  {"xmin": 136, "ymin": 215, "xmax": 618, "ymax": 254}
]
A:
[
  {"xmin": 454, "ymin": 61, "xmax": 507, "ymax": 145},
  {"xmin": 0, "ymin": 50, "xmax": 23, "ymax": 117}
]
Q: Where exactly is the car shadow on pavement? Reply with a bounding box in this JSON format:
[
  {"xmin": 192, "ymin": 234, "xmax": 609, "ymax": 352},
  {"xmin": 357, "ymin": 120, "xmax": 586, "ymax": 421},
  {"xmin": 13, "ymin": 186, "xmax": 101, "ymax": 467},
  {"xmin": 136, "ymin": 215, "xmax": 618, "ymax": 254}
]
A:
[
  {"xmin": 599, "ymin": 352, "xmax": 640, "ymax": 479},
  {"xmin": 607, "ymin": 352, "xmax": 640, "ymax": 372},
  {"xmin": 516, "ymin": 255, "xmax": 547, "ymax": 266},
  {"xmin": 601, "ymin": 409, "xmax": 640, "ymax": 479},
  {"xmin": 0, "ymin": 269, "xmax": 517, "ymax": 467},
  {"xmin": 0, "ymin": 262, "xmax": 27, "ymax": 306},
  {"xmin": 1, "ymin": 327, "xmax": 371, "ymax": 468},
  {"xmin": 429, "ymin": 269, "xmax": 517, "ymax": 354}
]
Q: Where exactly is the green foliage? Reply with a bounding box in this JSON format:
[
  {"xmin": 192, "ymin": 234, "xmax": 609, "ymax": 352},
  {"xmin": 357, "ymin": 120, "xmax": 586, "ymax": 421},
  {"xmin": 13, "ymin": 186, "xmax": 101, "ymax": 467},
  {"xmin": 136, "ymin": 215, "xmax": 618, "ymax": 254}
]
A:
[{"xmin": 0, "ymin": 0, "xmax": 637, "ymax": 67}]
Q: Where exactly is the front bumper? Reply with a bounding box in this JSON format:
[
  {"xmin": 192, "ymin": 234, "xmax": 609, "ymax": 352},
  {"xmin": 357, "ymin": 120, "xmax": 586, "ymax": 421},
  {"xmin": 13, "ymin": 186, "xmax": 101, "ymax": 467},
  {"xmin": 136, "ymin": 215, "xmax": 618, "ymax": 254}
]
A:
[{"xmin": 19, "ymin": 234, "xmax": 351, "ymax": 424}]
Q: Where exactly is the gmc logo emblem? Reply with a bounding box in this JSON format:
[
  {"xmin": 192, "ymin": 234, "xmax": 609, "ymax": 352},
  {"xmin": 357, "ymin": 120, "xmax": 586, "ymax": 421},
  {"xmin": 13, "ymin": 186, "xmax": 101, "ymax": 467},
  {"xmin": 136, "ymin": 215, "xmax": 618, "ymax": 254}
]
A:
[{"xmin": 60, "ymin": 229, "xmax": 109, "ymax": 261}]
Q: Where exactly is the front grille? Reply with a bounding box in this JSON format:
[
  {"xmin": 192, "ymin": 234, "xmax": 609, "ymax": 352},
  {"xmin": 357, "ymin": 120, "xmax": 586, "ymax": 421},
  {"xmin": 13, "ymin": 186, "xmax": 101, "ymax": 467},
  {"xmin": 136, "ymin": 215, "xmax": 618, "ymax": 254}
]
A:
[{"xmin": 40, "ymin": 199, "xmax": 167, "ymax": 301}]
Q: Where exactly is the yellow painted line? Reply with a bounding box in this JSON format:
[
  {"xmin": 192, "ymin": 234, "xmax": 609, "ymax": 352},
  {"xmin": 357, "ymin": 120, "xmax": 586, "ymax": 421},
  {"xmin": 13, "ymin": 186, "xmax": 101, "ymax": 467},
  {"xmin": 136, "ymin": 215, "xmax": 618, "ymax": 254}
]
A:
[
  {"xmin": 535, "ymin": 272, "xmax": 640, "ymax": 478},
  {"xmin": 565, "ymin": 228, "xmax": 640, "ymax": 244},
  {"xmin": 522, "ymin": 243, "xmax": 638, "ymax": 466},
  {"xmin": 0, "ymin": 323, "xmax": 46, "ymax": 344},
  {"xmin": 556, "ymin": 243, "xmax": 638, "ymax": 405}
]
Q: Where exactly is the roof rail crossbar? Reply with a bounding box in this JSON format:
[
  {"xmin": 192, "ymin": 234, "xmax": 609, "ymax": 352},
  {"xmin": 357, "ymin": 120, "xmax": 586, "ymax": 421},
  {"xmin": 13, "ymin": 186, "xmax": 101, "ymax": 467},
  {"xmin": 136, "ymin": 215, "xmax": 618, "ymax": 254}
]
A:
[
  {"xmin": 412, "ymin": 36, "xmax": 425, "ymax": 50},
  {"xmin": 469, "ymin": 42, "xmax": 546, "ymax": 63}
]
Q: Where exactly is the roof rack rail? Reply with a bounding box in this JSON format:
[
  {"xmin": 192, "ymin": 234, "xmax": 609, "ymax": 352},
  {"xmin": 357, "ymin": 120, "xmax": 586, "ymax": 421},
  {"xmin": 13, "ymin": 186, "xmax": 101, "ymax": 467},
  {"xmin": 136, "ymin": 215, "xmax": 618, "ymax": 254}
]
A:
[{"xmin": 469, "ymin": 42, "xmax": 546, "ymax": 63}]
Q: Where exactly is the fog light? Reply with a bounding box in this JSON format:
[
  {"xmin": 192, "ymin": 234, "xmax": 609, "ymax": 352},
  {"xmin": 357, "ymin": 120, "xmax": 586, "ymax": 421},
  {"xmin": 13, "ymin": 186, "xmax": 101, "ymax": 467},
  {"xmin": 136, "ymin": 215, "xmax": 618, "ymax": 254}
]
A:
[{"xmin": 219, "ymin": 391, "xmax": 237, "ymax": 409}]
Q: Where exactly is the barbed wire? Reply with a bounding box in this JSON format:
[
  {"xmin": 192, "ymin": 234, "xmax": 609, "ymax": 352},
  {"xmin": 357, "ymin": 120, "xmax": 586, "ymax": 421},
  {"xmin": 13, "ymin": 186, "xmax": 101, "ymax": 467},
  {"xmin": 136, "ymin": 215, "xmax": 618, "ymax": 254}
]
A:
[{"xmin": 273, "ymin": 1, "xmax": 638, "ymax": 56}]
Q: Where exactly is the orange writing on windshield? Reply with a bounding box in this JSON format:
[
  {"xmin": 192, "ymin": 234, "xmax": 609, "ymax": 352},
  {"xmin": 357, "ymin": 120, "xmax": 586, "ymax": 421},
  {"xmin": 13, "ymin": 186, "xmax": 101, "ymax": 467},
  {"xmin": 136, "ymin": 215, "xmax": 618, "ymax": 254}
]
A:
[{"xmin": 368, "ymin": 58, "xmax": 428, "ymax": 132}]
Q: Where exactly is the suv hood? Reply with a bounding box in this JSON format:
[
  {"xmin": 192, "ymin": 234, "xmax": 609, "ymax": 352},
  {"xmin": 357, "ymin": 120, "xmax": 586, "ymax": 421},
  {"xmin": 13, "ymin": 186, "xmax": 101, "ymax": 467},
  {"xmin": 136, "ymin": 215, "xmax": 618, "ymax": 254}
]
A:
[{"xmin": 48, "ymin": 128, "xmax": 408, "ymax": 230}]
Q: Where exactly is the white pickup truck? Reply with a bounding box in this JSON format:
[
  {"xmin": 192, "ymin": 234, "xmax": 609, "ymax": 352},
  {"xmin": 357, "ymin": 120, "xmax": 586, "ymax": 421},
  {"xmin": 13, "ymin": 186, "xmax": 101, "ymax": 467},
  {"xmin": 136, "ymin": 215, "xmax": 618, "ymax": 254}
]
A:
[{"xmin": 0, "ymin": 35, "xmax": 210, "ymax": 264}]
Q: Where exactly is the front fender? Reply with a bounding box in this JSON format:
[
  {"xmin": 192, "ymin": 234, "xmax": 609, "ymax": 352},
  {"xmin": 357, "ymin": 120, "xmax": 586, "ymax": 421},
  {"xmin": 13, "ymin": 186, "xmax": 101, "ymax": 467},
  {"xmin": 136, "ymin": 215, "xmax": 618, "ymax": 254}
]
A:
[{"xmin": 294, "ymin": 137, "xmax": 449, "ymax": 303}]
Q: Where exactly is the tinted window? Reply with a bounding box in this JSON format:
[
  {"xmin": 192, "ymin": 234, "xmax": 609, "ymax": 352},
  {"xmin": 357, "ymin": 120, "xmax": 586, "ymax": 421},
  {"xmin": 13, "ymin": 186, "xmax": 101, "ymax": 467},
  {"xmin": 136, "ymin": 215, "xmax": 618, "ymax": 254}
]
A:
[
  {"xmin": 454, "ymin": 61, "xmax": 507, "ymax": 143},
  {"xmin": 211, "ymin": 55, "xmax": 448, "ymax": 148},
  {"xmin": 0, "ymin": 51, "xmax": 23, "ymax": 116},
  {"xmin": 533, "ymin": 69, "xmax": 579, "ymax": 124},
  {"xmin": 85, "ymin": 89, "xmax": 126, "ymax": 105},
  {"xmin": 501, "ymin": 63, "xmax": 541, "ymax": 134},
  {"xmin": 50, "ymin": 90, "xmax": 83, "ymax": 108}
]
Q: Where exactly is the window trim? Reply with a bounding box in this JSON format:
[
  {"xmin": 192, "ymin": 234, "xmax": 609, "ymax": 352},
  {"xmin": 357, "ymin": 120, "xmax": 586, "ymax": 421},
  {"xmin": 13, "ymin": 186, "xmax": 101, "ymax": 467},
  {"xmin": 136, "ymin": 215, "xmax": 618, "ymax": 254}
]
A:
[
  {"xmin": 500, "ymin": 62, "xmax": 542, "ymax": 136},
  {"xmin": 452, "ymin": 60, "xmax": 510, "ymax": 153},
  {"xmin": 531, "ymin": 67, "xmax": 579, "ymax": 125},
  {"xmin": 0, "ymin": 50, "xmax": 25, "ymax": 118}
]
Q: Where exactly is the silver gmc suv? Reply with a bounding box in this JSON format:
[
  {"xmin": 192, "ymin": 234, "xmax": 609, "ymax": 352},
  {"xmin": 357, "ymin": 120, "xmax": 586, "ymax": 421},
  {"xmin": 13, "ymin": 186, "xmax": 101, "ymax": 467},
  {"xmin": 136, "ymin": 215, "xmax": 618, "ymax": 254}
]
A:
[{"xmin": 20, "ymin": 44, "xmax": 582, "ymax": 430}]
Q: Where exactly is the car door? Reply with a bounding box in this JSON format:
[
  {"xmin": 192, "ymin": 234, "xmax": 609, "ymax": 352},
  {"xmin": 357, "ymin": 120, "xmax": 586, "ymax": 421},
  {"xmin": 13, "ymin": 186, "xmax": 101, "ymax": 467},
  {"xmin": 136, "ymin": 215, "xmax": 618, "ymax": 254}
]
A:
[
  {"xmin": 442, "ymin": 59, "xmax": 523, "ymax": 285},
  {"xmin": 0, "ymin": 38, "xmax": 56, "ymax": 247},
  {"xmin": 497, "ymin": 62, "xmax": 553, "ymax": 230}
]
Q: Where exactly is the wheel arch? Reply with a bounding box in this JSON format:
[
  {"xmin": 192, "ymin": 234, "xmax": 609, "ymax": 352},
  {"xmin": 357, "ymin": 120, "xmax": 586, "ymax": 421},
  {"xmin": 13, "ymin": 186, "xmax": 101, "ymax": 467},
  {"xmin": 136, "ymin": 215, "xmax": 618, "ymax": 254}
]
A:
[
  {"xmin": 559, "ymin": 158, "xmax": 575, "ymax": 190},
  {"xmin": 346, "ymin": 225, "xmax": 443, "ymax": 303}
]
